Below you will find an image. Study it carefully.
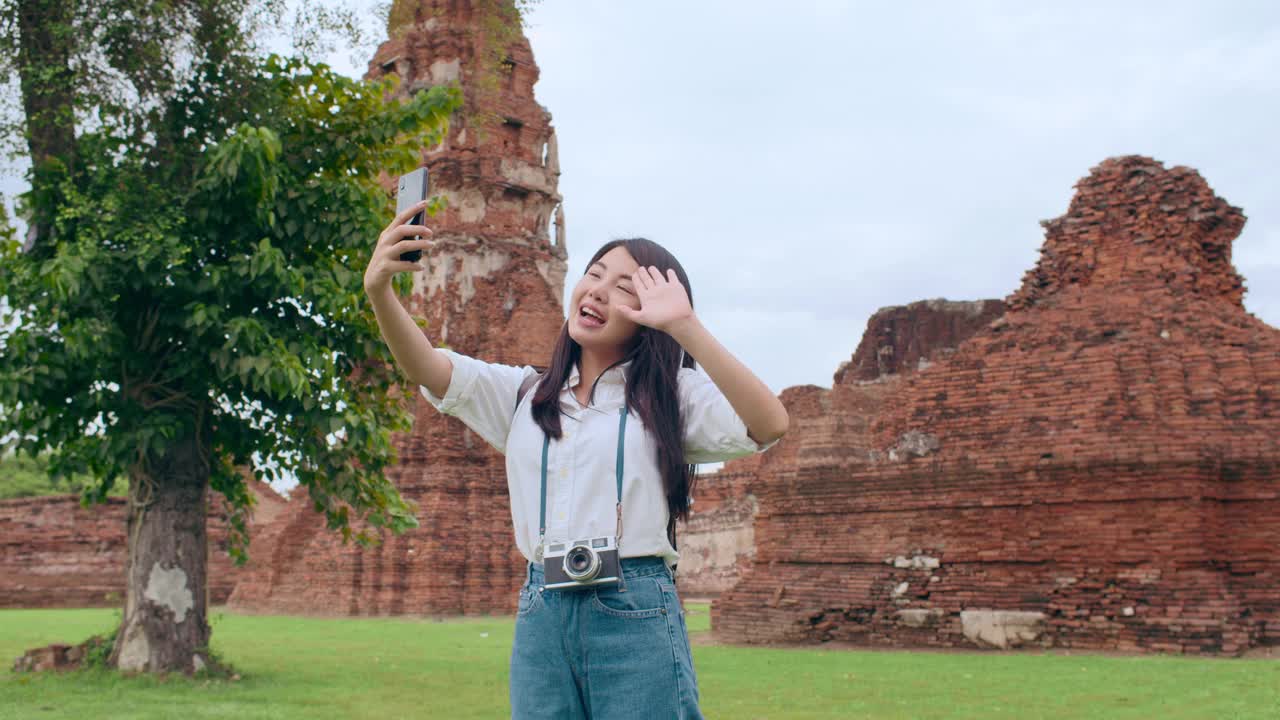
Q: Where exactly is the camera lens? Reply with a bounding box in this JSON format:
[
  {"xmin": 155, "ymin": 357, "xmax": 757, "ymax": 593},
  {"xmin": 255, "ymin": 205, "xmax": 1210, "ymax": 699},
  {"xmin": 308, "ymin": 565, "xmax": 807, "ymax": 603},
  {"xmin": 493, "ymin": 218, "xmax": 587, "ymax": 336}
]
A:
[{"xmin": 563, "ymin": 544, "xmax": 600, "ymax": 581}]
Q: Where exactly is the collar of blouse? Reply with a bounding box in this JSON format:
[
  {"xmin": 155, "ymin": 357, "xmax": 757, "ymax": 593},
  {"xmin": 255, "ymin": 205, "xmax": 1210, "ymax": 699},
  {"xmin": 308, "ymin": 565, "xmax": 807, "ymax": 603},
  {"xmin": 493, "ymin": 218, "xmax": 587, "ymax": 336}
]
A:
[
  {"xmin": 565, "ymin": 360, "xmax": 631, "ymax": 391},
  {"xmin": 560, "ymin": 360, "xmax": 631, "ymax": 419}
]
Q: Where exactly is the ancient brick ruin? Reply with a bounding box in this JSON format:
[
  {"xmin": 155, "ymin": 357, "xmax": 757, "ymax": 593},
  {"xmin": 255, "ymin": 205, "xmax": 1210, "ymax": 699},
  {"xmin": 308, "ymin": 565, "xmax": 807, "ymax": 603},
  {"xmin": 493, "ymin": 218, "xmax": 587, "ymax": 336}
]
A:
[
  {"xmin": 227, "ymin": 0, "xmax": 566, "ymax": 616},
  {"xmin": 677, "ymin": 300, "xmax": 1005, "ymax": 598},
  {"xmin": 0, "ymin": 479, "xmax": 285, "ymax": 608},
  {"xmin": 712, "ymin": 156, "xmax": 1279, "ymax": 656}
]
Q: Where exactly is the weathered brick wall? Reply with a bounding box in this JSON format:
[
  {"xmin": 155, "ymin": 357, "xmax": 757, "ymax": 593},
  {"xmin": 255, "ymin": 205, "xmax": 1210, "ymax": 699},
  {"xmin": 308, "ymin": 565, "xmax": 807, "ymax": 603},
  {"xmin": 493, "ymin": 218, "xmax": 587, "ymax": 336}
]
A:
[
  {"xmin": 676, "ymin": 468, "xmax": 757, "ymax": 598},
  {"xmin": 834, "ymin": 299, "xmax": 1006, "ymax": 384},
  {"xmin": 714, "ymin": 156, "xmax": 1279, "ymax": 655},
  {"xmin": 676, "ymin": 303, "xmax": 1001, "ymax": 599},
  {"xmin": 676, "ymin": 387, "xmax": 825, "ymax": 598},
  {"xmin": 0, "ymin": 497, "xmax": 130, "ymax": 608},
  {"xmin": 0, "ymin": 479, "xmax": 285, "ymax": 608},
  {"xmin": 228, "ymin": 0, "xmax": 567, "ymax": 616}
]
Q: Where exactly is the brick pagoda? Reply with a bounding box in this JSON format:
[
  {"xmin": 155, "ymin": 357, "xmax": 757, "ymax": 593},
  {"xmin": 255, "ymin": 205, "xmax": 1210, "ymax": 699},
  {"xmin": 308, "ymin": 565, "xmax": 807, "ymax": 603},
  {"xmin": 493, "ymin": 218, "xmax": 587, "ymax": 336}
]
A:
[{"xmin": 228, "ymin": 0, "xmax": 566, "ymax": 615}]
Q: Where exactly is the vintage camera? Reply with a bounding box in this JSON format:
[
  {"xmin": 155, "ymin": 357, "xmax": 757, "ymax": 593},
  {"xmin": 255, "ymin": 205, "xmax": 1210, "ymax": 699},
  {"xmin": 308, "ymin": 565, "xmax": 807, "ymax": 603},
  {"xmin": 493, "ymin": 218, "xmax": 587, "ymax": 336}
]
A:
[{"xmin": 542, "ymin": 536, "xmax": 621, "ymax": 590}]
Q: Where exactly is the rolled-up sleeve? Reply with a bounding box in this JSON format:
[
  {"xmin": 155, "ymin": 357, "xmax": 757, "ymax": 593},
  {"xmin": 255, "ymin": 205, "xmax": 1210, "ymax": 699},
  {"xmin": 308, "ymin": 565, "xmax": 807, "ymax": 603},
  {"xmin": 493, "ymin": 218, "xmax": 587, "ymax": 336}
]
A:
[
  {"xmin": 678, "ymin": 367, "xmax": 780, "ymax": 464},
  {"xmin": 420, "ymin": 349, "xmax": 535, "ymax": 454}
]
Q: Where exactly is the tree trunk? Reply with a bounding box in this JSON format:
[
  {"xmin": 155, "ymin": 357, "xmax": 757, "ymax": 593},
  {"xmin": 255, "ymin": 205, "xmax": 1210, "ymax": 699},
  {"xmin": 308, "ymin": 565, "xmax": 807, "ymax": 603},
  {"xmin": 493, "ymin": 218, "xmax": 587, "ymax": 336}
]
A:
[
  {"xmin": 109, "ymin": 434, "xmax": 212, "ymax": 674},
  {"xmin": 15, "ymin": 0, "xmax": 78, "ymax": 255}
]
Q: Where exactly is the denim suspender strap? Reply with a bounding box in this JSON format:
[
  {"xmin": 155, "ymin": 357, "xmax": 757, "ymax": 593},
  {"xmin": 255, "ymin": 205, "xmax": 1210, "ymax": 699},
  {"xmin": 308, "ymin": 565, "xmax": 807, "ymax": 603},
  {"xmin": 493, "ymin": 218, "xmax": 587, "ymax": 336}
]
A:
[{"xmin": 537, "ymin": 408, "xmax": 628, "ymax": 555}]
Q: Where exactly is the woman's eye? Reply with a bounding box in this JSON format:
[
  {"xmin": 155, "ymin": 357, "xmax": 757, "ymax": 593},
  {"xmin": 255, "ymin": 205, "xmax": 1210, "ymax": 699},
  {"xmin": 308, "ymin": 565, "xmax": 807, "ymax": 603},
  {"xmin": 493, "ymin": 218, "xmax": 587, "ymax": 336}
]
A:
[
  {"xmin": 618, "ymin": 285, "xmax": 634, "ymax": 295},
  {"xmin": 588, "ymin": 272, "xmax": 601, "ymax": 279}
]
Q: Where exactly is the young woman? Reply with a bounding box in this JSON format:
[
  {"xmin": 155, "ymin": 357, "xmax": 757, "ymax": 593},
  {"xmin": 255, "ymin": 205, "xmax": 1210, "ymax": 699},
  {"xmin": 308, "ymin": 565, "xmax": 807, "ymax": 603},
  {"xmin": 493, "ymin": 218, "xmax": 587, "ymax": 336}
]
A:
[{"xmin": 365, "ymin": 200, "xmax": 789, "ymax": 719}]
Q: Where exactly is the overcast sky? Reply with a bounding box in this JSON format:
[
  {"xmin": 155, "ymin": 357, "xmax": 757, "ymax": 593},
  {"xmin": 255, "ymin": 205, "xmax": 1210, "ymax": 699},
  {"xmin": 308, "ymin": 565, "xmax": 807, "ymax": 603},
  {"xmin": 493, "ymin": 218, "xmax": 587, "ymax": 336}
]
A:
[
  {"xmin": 510, "ymin": 2, "xmax": 1280, "ymax": 392},
  {"xmin": 5, "ymin": 1, "xmax": 1278, "ymax": 396}
]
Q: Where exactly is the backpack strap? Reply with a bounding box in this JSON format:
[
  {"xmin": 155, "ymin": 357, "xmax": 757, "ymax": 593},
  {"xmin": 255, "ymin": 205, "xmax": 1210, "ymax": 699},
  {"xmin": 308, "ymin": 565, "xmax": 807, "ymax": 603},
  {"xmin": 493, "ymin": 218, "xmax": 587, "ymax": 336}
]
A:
[
  {"xmin": 667, "ymin": 514, "xmax": 679, "ymax": 572},
  {"xmin": 516, "ymin": 371, "xmax": 541, "ymax": 412}
]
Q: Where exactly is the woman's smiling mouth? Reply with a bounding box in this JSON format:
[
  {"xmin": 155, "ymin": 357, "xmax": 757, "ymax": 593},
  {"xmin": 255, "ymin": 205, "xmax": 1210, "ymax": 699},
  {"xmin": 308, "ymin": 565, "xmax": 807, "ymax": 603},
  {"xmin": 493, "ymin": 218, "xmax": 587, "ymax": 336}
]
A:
[{"xmin": 578, "ymin": 303, "xmax": 606, "ymax": 328}]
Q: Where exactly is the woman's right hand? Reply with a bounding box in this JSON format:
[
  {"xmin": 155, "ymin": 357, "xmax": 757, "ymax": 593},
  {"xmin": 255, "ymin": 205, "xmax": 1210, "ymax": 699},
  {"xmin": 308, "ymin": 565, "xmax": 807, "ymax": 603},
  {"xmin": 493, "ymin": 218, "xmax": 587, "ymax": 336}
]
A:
[{"xmin": 363, "ymin": 199, "xmax": 434, "ymax": 294}]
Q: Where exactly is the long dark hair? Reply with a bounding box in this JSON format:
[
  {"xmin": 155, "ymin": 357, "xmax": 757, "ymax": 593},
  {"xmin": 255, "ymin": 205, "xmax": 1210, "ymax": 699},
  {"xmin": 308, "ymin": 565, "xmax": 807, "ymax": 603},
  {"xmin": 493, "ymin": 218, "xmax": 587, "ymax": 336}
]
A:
[{"xmin": 529, "ymin": 238, "xmax": 699, "ymax": 523}]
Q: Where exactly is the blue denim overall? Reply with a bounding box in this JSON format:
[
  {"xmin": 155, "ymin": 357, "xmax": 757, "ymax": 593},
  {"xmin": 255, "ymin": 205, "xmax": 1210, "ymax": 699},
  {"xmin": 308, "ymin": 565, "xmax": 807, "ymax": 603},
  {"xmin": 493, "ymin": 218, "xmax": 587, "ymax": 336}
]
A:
[{"xmin": 509, "ymin": 409, "xmax": 703, "ymax": 719}]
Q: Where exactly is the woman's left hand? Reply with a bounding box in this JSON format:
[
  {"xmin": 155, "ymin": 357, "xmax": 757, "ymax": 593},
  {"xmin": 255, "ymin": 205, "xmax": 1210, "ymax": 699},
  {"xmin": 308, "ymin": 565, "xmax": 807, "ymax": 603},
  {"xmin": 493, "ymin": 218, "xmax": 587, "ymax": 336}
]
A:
[{"xmin": 616, "ymin": 266, "xmax": 694, "ymax": 334}]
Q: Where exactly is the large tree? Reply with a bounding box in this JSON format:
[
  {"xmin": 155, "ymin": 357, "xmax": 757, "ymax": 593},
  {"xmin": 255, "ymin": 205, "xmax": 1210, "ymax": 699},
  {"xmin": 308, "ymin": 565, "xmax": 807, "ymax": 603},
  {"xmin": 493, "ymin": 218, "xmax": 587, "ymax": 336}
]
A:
[
  {"xmin": 2, "ymin": 0, "xmax": 386, "ymax": 257},
  {"xmin": 0, "ymin": 1, "xmax": 463, "ymax": 673}
]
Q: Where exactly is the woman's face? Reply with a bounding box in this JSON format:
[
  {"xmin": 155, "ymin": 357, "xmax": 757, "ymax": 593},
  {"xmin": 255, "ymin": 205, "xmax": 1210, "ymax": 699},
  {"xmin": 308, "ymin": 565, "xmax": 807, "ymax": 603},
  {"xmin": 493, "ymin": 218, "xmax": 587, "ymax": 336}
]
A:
[{"xmin": 568, "ymin": 245, "xmax": 643, "ymax": 353}]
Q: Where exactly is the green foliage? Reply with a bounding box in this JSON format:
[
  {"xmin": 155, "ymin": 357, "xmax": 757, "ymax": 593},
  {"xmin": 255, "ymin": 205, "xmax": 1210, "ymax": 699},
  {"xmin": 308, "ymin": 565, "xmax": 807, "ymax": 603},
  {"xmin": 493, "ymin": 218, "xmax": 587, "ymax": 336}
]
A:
[
  {"xmin": 0, "ymin": 450, "xmax": 125, "ymax": 500},
  {"xmin": 0, "ymin": 1, "xmax": 382, "ymax": 163},
  {"xmin": 79, "ymin": 629, "xmax": 117, "ymax": 671},
  {"xmin": 0, "ymin": 53, "xmax": 463, "ymax": 562},
  {"xmin": 0, "ymin": 196, "xmax": 13, "ymax": 245}
]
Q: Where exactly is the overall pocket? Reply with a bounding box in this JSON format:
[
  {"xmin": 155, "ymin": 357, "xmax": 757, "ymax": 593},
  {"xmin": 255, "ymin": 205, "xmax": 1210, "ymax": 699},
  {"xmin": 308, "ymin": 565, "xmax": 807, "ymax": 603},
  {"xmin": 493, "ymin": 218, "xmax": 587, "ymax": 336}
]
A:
[
  {"xmin": 590, "ymin": 576, "xmax": 670, "ymax": 619},
  {"xmin": 584, "ymin": 574, "xmax": 693, "ymax": 718},
  {"xmin": 516, "ymin": 583, "xmax": 543, "ymax": 617}
]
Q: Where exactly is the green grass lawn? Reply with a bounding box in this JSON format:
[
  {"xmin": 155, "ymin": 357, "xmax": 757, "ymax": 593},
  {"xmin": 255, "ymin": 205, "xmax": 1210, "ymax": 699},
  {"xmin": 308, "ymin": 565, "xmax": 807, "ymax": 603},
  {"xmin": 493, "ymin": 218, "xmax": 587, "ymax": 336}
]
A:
[{"xmin": 1, "ymin": 604, "xmax": 1276, "ymax": 719}]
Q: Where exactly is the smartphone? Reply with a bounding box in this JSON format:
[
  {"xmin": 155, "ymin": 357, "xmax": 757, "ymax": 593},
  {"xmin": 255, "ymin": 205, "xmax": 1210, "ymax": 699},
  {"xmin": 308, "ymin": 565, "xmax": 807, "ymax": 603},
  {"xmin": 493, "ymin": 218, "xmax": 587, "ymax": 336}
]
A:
[{"xmin": 396, "ymin": 167, "xmax": 430, "ymax": 262}]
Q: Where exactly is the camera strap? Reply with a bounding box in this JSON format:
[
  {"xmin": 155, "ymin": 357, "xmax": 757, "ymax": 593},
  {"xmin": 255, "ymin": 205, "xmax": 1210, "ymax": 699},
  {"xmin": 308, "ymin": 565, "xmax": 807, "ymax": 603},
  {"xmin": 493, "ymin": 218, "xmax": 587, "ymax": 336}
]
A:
[{"xmin": 537, "ymin": 407, "xmax": 627, "ymax": 555}]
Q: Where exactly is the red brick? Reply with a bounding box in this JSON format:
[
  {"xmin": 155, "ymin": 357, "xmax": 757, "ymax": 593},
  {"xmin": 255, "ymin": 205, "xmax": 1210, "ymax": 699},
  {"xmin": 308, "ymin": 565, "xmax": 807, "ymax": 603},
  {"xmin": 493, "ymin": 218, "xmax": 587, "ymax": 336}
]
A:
[{"xmin": 712, "ymin": 157, "xmax": 1279, "ymax": 656}]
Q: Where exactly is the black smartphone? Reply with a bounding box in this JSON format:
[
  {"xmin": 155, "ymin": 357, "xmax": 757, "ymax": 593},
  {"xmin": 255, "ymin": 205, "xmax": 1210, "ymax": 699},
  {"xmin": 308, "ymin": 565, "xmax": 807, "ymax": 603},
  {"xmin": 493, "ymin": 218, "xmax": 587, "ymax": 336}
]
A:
[{"xmin": 396, "ymin": 167, "xmax": 430, "ymax": 262}]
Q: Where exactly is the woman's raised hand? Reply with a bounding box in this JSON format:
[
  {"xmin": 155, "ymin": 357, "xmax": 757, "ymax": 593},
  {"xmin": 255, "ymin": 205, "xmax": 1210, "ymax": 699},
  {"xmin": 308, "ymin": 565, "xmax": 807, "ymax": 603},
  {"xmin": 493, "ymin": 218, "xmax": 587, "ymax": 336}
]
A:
[
  {"xmin": 363, "ymin": 200, "xmax": 434, "ymax": 294},
  {"xmin": 615, "ymin": 266, "xmax": 695, "ymax": 334}
]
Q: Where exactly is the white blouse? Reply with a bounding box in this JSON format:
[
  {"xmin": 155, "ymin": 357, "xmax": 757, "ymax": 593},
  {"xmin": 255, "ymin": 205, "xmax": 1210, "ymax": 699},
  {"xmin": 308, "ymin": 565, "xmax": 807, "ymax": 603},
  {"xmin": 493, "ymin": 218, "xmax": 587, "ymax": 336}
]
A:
[{"xmin": 420, "ymin": 349, "xmax": 778, "ymax": 566}]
